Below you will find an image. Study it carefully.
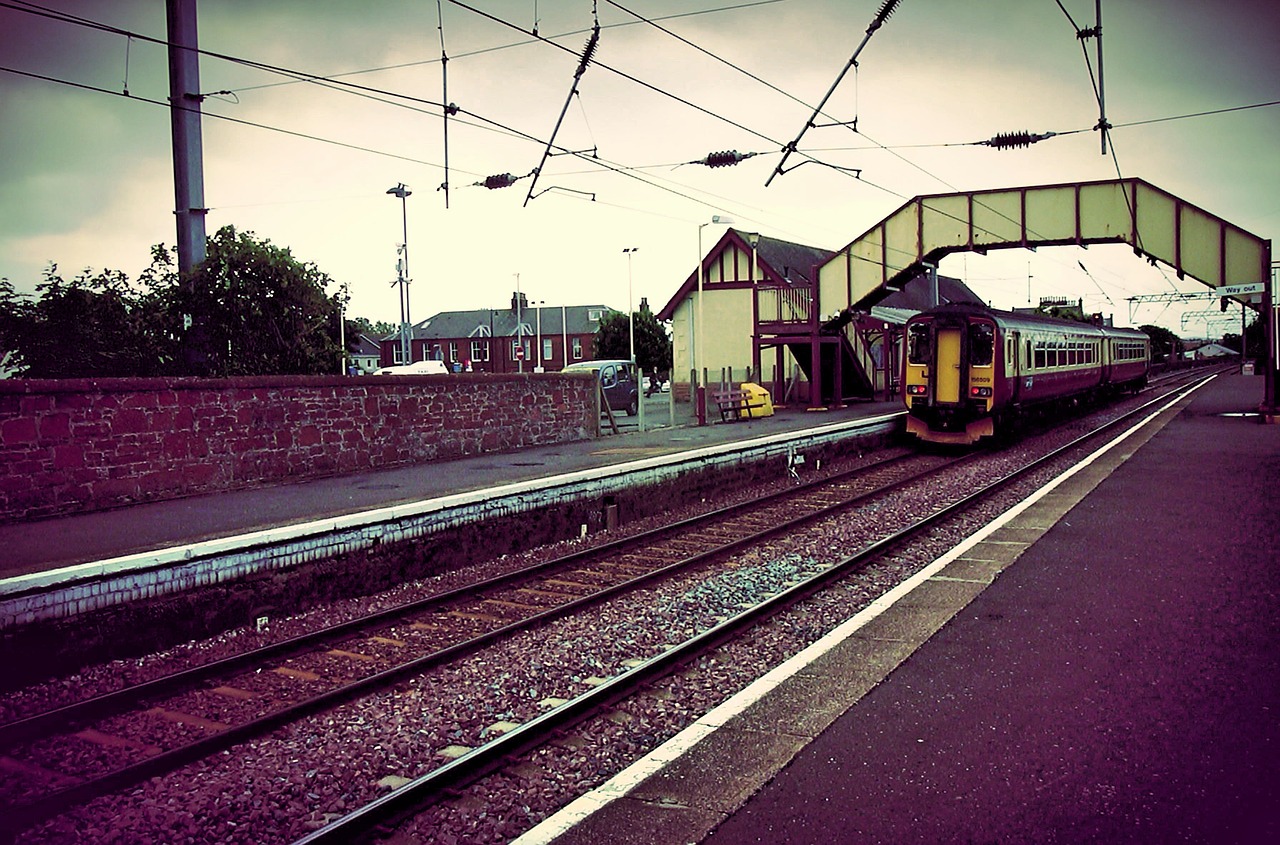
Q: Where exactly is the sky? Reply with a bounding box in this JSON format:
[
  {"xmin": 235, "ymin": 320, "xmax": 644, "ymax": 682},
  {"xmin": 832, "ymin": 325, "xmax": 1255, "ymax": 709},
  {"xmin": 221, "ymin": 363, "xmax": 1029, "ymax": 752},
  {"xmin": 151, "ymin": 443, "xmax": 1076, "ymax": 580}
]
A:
[{"xmin": 1, "ymin": 0, "xmax": 1277, "ymax": 340}]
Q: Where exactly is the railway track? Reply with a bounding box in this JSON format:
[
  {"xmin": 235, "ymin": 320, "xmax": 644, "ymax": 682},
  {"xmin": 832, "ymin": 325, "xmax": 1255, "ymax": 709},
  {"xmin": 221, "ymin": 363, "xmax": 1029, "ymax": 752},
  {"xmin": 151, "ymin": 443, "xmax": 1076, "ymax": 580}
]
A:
[
  {"xmin": 0, "ymin": 448, "xmax": 974, "ymax": 839},
  {"xmin": 289, "ymin": 372, "xmax": 1216, "ymax": 845},
  {"xmin": 0, "ymin": 370, "xmax": 1221, "ymax": 843}
]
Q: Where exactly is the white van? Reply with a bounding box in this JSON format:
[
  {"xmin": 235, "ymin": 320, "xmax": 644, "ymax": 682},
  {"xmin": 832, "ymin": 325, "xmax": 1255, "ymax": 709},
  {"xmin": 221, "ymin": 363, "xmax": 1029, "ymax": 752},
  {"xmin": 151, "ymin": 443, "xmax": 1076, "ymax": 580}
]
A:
[{"xmin": 373, "ymin": 360, "xmax": 449, "ymax": 376}]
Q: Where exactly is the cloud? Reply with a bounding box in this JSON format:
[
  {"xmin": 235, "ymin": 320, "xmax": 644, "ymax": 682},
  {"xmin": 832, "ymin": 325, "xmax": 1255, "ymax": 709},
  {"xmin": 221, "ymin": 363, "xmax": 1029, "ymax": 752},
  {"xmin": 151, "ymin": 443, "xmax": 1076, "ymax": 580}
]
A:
[{"xmin": 1, "ymin": 0, "xmax": 1275, "ymax": 337}]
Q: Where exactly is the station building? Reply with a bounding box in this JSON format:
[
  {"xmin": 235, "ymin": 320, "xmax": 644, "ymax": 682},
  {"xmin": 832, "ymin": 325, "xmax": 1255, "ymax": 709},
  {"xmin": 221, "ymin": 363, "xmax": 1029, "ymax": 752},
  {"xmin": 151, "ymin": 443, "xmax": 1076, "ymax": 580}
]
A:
[{"xmin": 658, "ymin": 228, "xmax": 979, "ymax": 408}]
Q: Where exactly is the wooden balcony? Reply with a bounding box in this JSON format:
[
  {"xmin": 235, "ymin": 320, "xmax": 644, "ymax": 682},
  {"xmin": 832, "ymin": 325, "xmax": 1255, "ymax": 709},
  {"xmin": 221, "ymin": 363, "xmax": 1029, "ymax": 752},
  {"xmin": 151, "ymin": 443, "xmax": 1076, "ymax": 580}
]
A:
[{"xmin": 756, "ymin": 285, "xmax": 813, "ymax": 333}]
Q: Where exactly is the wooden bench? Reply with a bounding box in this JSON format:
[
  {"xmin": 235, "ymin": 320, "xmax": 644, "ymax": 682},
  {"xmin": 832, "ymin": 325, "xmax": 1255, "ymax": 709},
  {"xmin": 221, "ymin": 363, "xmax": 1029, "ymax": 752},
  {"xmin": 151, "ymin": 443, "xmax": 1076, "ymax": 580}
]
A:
[{"xmin": 710, "ymin": 387, "xmax": 768, "ymax": 422}]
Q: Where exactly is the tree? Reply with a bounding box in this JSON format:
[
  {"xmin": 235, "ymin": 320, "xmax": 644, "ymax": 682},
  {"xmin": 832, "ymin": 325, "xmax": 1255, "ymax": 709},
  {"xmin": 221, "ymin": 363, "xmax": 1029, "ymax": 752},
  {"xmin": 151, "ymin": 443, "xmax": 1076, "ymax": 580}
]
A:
[
  {"xmin": 1139, "ymin": 324, "xmax": 1182, "ymax": 364},
  {"xmin": 4, "ymin": 229, "xmax": 349, "ymax": 378},
  {"xmin": 0, "ymin": 267, "xmax": 164, "ymax": 378},
  {"xmin": 594, "ymin": 309, "xmax": 672, "ymax": 376},
  {"xmin": 157, "ymin": 225, "xmax": 344, "ymax": 376},
  {"xmin": 350, "ymin": 316, "xmax": 396, "ymax": 339}
]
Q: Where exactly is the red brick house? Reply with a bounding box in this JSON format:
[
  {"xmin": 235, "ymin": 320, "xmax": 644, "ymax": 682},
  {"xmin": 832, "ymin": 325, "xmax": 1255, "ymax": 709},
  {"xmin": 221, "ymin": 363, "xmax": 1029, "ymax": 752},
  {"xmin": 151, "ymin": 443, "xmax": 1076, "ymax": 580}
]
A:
[{"xmin": 379, "ymin": 292, "xmax": 615, "ymax": 373}]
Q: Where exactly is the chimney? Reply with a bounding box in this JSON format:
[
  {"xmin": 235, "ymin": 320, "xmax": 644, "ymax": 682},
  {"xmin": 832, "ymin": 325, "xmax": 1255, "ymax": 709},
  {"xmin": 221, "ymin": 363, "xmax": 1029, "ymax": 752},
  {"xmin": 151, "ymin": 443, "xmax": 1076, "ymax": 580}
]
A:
[{"xmin": 511, "ymin": 291, "xmax": 528, "ymax": 313}]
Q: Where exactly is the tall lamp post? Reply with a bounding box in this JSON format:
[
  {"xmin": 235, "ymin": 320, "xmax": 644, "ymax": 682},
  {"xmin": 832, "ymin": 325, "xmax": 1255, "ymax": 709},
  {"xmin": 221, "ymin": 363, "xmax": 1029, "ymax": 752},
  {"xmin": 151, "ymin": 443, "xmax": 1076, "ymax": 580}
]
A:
[
  {"xmin": 623, "ymin": 247, "xmax": 639, "ymax": 365},
  {"xmin": 387, "ymin": 183, "xmax": 412, "ymax": 364},
  {"xmin": 535, "ymin": 300, "xmax": 545, "ymax": 371},
  {"xmin": 624, "ymin": 247, "xmax": 640, "ymax": 429},
  {"xmin": 695, "ymin": 215, "xmax": 733, "ymax": 424},
  {"xmin": 742, "ymin": 231, "xmax": 760, "ymax": 385},
  {"xmin": 515, "ymin": 272, "xmax": 523, "ymax": 373}
]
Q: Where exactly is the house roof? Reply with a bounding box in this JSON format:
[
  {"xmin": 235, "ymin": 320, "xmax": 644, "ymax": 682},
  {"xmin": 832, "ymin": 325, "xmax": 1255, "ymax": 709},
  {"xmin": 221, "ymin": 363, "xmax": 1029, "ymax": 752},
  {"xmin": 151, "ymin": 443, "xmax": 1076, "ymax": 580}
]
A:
[
  {"xmin": 352, "ymin": 333, "xmax": 382, "ymax": 356},
  {"xmin": 655, "ymin": 226, "xmax": 983, "ymax": 323},
  {"xmin": 656, "ymin": 229, "xmax": 836, "ymax": 320},
  {"xmin": 878, "ymin": 274, "xmax": 983, "ymax": 312},
  {"xmin": 380, "ymin": 303, "xmax": 617, "ymax": 342}
]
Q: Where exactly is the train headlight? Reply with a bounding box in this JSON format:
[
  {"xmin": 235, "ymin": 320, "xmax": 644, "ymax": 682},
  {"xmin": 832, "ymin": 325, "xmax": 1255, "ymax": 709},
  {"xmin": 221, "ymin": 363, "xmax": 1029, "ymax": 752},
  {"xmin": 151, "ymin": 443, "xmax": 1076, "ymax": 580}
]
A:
[
  {"xmin": 907, "ymin": 384, "xmax": 927, "ymax": 396},
  {"xmin": 969, "ymin": 386, "xmax": 992, "ymax": 398}
]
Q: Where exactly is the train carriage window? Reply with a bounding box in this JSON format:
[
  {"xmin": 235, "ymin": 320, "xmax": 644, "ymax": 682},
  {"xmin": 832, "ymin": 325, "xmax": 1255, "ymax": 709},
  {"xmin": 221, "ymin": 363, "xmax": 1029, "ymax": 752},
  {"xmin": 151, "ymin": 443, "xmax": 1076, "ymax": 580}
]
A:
[
  {"xmin": 907, "ymin": 323, "xmax": 931, "ymax": 364},
  {"xmin": 970, "ymin": 323, "xmax": 995, "ymax": 366},
  {"xmin": 1034, "ymin": 342, "xmax": 1045, "ymax": 369}
]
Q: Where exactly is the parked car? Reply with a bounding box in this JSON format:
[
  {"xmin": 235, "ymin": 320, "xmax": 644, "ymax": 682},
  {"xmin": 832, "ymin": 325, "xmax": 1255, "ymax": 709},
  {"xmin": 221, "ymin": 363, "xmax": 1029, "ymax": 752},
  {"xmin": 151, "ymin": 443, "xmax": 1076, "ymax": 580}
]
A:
[
  {"xmin": 373, "ymin": 360, "xmax": 450, "ymax": 376},
  {"xmin": 563, "ymin": 359, "xmax": 640, "ymax": 416}
]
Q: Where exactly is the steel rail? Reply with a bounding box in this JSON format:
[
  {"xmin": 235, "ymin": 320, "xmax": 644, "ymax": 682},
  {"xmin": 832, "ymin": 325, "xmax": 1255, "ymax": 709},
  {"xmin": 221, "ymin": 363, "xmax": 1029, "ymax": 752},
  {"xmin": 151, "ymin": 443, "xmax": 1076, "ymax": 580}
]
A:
[
  {"xmin": 290, "ymin": 374, "xmax": 1215, "ymax": 844},
  {"xmin": 3, "ymin": 451, "xmax": 967, "ymax": 837},
  {"xmin": 0, "ymin": 450, "xmax": 914, "ymax": 751}
]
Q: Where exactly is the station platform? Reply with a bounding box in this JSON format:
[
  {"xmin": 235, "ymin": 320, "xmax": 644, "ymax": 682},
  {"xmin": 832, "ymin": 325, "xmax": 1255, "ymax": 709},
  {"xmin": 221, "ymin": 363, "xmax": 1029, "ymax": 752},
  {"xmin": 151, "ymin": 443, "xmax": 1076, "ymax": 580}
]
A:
[
  {"xmin": 524, "ymin": 373, "xmax": 1280, "ymax": 845},
  {"xmin": 0, "ymin": 394, "xmax": 902, "ymax": 581}
]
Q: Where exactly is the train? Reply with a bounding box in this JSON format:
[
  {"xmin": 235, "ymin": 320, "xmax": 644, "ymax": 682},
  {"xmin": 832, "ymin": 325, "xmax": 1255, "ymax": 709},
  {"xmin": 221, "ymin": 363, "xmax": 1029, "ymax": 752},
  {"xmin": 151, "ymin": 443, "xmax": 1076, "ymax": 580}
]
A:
[{"xmin": 901, "ymin": 302, "xmax": 1151, "ymax": 445}]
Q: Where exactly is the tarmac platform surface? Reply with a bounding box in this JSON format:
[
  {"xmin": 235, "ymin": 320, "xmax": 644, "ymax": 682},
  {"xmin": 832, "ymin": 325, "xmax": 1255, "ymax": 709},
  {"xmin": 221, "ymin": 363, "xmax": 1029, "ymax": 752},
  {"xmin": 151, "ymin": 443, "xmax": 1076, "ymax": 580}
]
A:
[
  {"xmin": 5, "ymin": 375, "xmax": 1276, "ymax": 843},
  {"xmin": 523, "ymin": 373, "xmax": 1280, "ymax": 845},
  {"xmin": 0, "ymin": 394, "xmax": 901, "ymax": 580}
]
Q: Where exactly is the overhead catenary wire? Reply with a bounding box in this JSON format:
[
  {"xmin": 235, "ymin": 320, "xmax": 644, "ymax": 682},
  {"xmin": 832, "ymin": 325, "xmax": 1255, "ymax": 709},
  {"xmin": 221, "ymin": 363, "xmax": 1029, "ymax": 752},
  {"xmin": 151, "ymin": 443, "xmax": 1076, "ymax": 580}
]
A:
[
  {"xmin": 6, "ymin": 0, "xmax": 868, "ymax": 207},
  {"xmin": 522, "ymin": 8, "xmax": 601, "ymax": 207},
  {"xmin": 442, "ymin": 0, "xmax": 859, "ymax": 184},
  {"xmin": 765, "ymin": 0, "xmax": 904, "ymax": 187},
  {"xmin": 437, "ymin": 0, "xmax": 453, "ymax": 208},
  {"xmin": 3, "ymin": 0, "xmax": 1263, "ymax": 318}
]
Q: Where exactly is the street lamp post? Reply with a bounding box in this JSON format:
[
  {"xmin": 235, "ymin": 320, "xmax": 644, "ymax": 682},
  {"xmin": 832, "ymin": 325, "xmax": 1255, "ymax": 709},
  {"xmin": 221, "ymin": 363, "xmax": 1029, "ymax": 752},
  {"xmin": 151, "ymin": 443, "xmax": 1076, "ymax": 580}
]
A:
[
  {"xmin": 695, "ymin": 215, "xmax": 733, "ymax": 425},
  {"xmin": 515, "ymin": 272, "xmax": 523, "ymax": 373},
  {"xmin": 623, "ymin": 247, "xmax": 640, "ymax": 430},
  {"xmin": 387, "ymin": 183, "xmax": 412, "ymax": 364},
  {"xmin": 535, "ymin": 300, "xmax": 544, "ymax": 371},
  {"xmin": 337, "ymin": 281, "xmax": 349, "ymax": 375},
  {"xmin": 743, "ymin": 231, "xmax": 760, "ymax": 383},
  {"xmin": 623, "ymin": 246, "xmax": 639, "ymax": 364}
]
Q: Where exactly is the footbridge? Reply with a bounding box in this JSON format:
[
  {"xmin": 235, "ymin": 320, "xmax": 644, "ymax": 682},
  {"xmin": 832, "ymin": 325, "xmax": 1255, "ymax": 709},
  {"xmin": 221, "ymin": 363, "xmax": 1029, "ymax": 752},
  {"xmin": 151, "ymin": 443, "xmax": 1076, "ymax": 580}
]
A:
[{"xmin": 815, "ymin": 177, "xmax": 1276, "ymax": 414}]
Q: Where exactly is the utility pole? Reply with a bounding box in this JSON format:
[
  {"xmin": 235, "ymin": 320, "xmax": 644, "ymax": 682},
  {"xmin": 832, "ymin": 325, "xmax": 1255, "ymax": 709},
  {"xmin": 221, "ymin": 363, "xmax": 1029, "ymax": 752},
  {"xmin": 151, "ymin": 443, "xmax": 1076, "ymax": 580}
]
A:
[
  {"xmin": 387, "ymin": 183, "xmax": 412, "ymax": 364},
  {"xmin": 166, "ymin": 0, "xmax": 206, "ymax": 275}
]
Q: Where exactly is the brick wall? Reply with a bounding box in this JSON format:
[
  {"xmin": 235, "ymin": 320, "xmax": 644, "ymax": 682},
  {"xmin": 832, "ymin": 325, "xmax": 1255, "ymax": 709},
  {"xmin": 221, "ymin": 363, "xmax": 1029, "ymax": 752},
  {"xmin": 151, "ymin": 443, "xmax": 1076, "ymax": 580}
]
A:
[{"xmin": 0, "ymin": 373, "xmax": 598, "ymax": 523}]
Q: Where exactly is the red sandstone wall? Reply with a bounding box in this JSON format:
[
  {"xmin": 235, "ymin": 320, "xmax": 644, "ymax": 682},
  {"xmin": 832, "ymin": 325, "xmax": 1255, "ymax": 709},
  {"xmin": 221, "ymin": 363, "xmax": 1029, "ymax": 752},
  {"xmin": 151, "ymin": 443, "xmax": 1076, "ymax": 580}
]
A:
[{"xmin": 0, "ymin": 373, "xmax": 598, "ymax": 523}]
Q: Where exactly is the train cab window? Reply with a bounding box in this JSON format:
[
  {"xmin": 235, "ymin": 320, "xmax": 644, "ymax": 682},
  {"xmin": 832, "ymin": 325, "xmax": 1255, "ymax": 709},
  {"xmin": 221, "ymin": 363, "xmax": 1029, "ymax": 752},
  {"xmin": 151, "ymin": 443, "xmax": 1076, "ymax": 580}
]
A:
[
  {"xmin": 907, "ymin": 323, "xmax": 931, "ymax": 364},
  {"xmin": 970, "ymin": 323, "xmax": 995, "ymax": 366}
]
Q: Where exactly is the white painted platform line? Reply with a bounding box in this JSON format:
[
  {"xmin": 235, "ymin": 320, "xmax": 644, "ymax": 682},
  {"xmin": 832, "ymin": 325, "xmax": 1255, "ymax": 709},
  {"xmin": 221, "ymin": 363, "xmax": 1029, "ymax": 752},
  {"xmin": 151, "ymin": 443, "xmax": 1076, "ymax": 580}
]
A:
[
  {"xmin": 1, "ymin": 414, "xmax": 897, "ymax": 600},
  {"xmin": 510, "ymin": 385, "xmax": 1204, "ymax": 845}
]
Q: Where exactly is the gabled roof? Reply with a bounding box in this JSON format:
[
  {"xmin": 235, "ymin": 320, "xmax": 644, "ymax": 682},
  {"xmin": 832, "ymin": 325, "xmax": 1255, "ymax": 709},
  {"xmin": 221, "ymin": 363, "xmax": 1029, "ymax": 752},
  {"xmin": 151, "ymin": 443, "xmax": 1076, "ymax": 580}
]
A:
[
  {"xmin": 385, "ymin": 304, "xmax": 618, "ymax": 342},
  {"xmin": 352, "ymin": 333, "xmax": 382, "ymax": 356},
  {"xmin": 657, "ymin": 229, "xmax": 835, "ymax": 320},
  {"xmin": 879, "ymin": 274, "xmax": 982, "ymax": 312}
]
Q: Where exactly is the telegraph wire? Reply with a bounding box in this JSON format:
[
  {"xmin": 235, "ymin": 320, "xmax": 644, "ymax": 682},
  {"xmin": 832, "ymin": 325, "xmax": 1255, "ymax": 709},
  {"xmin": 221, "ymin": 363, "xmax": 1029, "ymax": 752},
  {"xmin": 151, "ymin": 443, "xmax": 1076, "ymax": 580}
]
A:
[
  {"xmin": 437, "ymin": 0, "xmax": 454, "ymax": 208},
  {"xmin": 443, "ymin": 0, "xmax": 860, "ymax": 184},
  {"xmin": 220, "ymin": 0, "xmax": 791, "ymax": 96},
  {"xmin": 0, "ymin": 64, "xmax": 459, "ymax": 173}
]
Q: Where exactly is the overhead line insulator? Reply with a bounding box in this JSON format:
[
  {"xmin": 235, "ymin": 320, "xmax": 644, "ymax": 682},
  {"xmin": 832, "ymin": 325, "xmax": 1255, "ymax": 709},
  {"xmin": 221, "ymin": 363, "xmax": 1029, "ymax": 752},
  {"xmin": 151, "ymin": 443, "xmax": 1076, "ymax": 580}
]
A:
[
  {"xmin": 574, "ymin": 25, "xmax": 600, "ymax": 79},
  {"xmin": 484, "ymin": 173, "xmax": 518, "ymax": 189},
  {"xmin": 699, "ymin": 150, "xmax": 757, "ymax": 168},
  {"xmin": 980, "ymin": 130, "xmax": 1058, "ymax": 150},
  {"xmin": 868, "ymin": 0, "xmax": 902, "ymax": 33}
]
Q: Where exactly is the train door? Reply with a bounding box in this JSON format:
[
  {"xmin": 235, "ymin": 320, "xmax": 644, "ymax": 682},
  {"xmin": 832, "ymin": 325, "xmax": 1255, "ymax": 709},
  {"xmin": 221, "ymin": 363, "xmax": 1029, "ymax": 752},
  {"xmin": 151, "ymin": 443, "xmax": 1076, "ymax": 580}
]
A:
[
  {"xmin": 935, "ymin": 327, "xmax": 963, "ymax": 403},
  {"xmin": 1008, "ymin": 331, "xmax": 1021, "ymax": 401}
]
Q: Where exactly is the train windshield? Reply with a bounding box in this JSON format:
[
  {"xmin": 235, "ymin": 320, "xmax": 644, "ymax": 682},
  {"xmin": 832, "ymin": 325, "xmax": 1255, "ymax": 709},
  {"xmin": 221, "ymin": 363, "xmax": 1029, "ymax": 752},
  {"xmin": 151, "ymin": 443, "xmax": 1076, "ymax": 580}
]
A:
[
  {"xmin": 907, "ymin": 323, "xmax": 931, "ymax": 364},
  {"xmin": 970, "ymin": 322, "xmax": 995, "ymax": 366}
]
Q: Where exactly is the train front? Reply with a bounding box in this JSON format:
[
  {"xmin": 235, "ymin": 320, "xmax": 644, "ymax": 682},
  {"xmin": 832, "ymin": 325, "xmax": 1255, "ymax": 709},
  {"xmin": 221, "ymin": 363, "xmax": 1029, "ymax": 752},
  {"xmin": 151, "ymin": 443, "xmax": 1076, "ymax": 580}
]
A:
[{"xmin": 902, "ymin": 306, "xmax": 998, "ymax": 445}]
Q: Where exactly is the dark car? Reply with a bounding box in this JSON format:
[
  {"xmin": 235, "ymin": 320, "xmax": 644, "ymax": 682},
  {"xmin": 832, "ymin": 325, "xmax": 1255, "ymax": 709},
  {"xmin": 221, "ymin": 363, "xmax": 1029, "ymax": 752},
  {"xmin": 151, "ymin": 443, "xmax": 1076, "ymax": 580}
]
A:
[{"xmin": 563, "ymin": 359, "xmax": 640, "ymax": 416}]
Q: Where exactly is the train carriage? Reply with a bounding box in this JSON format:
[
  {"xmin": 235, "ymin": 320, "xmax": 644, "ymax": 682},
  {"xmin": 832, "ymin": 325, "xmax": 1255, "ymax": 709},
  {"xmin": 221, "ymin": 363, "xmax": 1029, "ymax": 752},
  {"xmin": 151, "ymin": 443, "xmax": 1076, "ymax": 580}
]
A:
[{"xmin": 903, "ymin": 302, "xmax": 1150, "ymax": 445}]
